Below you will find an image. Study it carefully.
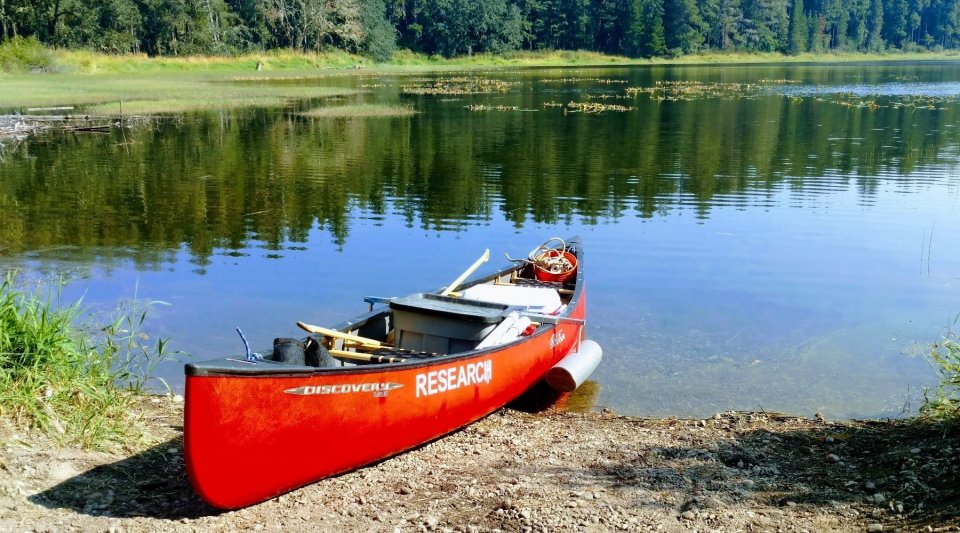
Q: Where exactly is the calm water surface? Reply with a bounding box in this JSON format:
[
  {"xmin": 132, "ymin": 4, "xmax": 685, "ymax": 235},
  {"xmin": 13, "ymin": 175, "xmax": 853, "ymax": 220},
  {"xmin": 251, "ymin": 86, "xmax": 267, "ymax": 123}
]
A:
[{"xmin": 2, "ymin": 63, "xmax": 959, "ymax": 418}]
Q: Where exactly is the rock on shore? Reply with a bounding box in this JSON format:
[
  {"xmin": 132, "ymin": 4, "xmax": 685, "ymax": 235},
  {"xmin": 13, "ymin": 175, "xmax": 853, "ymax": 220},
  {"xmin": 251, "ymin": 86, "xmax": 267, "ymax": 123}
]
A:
[{"xmin": 1, "ymin": 396, "xmax": 958, "ymax": 532}]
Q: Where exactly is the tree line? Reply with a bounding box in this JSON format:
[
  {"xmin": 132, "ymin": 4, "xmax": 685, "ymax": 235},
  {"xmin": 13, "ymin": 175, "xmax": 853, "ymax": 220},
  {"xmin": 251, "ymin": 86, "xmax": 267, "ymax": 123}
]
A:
[{"xmin": 0, "ymin": 0, "xmax": 957, "ymax": 60}]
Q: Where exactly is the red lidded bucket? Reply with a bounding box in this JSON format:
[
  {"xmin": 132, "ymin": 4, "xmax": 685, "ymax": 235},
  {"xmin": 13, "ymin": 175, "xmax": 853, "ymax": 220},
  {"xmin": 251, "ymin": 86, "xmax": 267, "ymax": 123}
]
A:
[{"xmin": 533, "ymin": 250, "xmax": 578, "ymax": 283}]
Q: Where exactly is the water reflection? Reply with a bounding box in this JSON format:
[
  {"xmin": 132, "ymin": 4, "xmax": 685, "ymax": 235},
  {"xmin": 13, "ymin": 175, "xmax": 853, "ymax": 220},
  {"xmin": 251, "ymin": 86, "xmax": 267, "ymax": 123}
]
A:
[{"xmin": 1, "ymin": 69, "xmax": 958, "ymax": 260}]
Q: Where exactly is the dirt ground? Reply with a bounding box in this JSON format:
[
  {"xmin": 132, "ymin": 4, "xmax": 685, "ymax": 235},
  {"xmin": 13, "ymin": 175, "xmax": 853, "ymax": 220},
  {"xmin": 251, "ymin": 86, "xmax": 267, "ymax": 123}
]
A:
[{"xmin": 1, "ymin": 394, "xmax": 959, "ymax": 533}]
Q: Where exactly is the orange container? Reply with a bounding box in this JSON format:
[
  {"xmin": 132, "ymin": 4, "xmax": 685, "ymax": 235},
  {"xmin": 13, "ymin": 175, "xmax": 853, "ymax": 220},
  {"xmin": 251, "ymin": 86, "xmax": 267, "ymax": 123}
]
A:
[{"xmin": 534, "ymin": 250, "xmax": 578, "ymax": 283}]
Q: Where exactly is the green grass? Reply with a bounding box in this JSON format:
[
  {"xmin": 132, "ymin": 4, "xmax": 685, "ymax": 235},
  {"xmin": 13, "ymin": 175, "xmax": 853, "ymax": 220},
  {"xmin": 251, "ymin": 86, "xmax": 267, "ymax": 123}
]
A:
[
  {"xmin": 0, "ymin": 72, "xmax": 360, "ymax": 114},
  {"xmin": 0, "ymin": 36, "xmax": 55, "ymax": 73},
  {"xmin": 57, "ymin": 48, "xmax": 367, "ymax": 74},
  {"xmin": 0, "ymin": 273, "xmax": 172, "ymax": 448},
  {"xmin": 922, "ymin": 328, "xmax": 960, "ymax": 420},
  {"xmin": 301, "ymin": 103, "xmax": 416, "ymax": 118},
  {"xmin": 41, "ymin": 47, "xmax": 960, "ymax": 74}
]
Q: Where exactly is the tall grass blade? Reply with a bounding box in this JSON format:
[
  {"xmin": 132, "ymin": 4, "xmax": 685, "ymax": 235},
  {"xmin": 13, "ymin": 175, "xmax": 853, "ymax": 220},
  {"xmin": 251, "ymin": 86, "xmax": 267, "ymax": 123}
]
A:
[{"xmin": 0, "ymin": 271, "xmax": 176, "ymax": 448}]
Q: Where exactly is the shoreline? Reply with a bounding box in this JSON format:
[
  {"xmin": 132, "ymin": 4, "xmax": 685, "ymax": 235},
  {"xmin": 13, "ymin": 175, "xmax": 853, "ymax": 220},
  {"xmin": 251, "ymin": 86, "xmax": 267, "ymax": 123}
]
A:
[{"xmin": 2, "ymin": 395, "xmax": 957, "ymax": 532}]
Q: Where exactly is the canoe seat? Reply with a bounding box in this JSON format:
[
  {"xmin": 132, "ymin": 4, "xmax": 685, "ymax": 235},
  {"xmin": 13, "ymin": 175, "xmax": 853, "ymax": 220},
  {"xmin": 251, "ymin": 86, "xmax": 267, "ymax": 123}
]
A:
[{"xmin": 460, "ymin": 284, "xmax": 562, "ymax": 314}]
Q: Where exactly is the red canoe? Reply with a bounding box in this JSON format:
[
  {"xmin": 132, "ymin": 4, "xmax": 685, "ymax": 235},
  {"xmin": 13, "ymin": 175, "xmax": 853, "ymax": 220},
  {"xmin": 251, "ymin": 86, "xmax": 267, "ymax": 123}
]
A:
[{"xmin": 184, "ymin": 237, "xmax": 600, "ymax": 509}]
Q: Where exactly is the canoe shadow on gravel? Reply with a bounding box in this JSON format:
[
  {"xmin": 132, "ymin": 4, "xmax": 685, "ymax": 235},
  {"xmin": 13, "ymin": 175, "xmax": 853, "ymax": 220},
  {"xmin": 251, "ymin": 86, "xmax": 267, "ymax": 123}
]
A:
[
  {"xmin": 585, "ymin": 415, "xmax": 960, "ymax": 529},
  {"xmin": 29, "ymin": 436, "xmax": 219, "ymax": 520}
]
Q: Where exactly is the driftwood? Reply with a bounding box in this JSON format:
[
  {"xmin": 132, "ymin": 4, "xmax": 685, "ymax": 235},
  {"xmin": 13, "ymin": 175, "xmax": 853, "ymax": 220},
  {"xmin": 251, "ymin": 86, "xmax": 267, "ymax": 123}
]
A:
[
  {"xmin": 25, "ymin": 106, "xmax": 74, "ymax": 112},
  {"xmin": 0, "ymin": 114, "xmax": 118, "ymax": 139}
]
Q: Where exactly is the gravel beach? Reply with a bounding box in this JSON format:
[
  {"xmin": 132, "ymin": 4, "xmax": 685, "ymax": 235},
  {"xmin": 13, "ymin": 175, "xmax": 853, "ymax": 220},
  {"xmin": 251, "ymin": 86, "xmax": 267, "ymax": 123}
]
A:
[{"xmin": 2, "ymin": 395, "xmax": 958, "ymax": 532}]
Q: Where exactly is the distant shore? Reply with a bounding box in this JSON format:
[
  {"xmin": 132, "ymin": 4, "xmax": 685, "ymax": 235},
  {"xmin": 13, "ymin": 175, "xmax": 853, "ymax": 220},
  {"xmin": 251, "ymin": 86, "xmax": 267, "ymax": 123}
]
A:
[
  {"xmin": 1, "ymin": 49, "xmax": 958, "ymax": 131},
  {"xmin": 2, "ymin": 395, "xmax": 958, "ymax": 532}
]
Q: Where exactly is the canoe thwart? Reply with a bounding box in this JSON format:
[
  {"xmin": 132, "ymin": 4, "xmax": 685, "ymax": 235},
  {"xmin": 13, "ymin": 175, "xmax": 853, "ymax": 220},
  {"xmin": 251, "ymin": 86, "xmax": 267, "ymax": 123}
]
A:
[{"xmin": 521, "ymin": 314, "xmax": 585, "ymax": 325}]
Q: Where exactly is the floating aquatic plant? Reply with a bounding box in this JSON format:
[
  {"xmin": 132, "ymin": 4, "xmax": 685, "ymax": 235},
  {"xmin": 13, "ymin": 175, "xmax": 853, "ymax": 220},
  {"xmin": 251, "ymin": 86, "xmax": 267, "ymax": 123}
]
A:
[
  {"xmin": 465, "ymin": 104, "xmax": 522, "ymax": 112},
  {"xmin": 540, "ymin": 78, "xmax": 627, "ymax": 84},
  {"xmin": 565, "ymin": 101, "xmax": 633, "ymax": 113},
  {"xmin": 401, "ymin": 77, "xmax": 515, "ymax": 96}
]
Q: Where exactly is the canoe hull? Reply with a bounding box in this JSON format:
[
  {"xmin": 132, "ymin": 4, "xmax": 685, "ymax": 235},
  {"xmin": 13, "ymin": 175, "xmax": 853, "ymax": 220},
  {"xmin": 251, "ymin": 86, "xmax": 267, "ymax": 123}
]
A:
[{"xmin": 184, "ymin": 293, "xmax": 586, "ymax": 509}]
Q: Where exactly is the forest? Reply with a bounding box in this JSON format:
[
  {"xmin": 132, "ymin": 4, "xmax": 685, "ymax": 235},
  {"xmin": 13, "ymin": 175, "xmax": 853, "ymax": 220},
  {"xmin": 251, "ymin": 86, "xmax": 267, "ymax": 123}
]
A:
[{"xmin": 0, "ymin": 0, "xmax": 958, "ymax": 61}]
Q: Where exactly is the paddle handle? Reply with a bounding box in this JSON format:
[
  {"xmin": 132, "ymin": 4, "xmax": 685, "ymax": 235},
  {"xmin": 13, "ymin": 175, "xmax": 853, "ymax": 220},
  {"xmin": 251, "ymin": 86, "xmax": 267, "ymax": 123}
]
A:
[
  {"xmin": 440, "ymin": 248, "xmax": 490, "ymax": 297},
  {"xmin": 296, "ymin": 321, "xmax": 383, "ymax": 347}
]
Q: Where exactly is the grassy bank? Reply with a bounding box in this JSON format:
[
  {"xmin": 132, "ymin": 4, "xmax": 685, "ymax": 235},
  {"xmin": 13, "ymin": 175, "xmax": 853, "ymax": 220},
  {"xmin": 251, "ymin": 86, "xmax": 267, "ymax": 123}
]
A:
[
  {"xmin": 39, "ymin": 48, "xmax": 960, "ymax": 75},
  {"xmin": 0, "ymin": 274, "xmax": 170, "ymax": 449}
]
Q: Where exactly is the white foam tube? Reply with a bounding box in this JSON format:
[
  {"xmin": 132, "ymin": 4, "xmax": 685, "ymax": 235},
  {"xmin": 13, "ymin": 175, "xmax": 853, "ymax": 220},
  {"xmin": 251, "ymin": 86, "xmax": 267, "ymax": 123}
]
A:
[{"xmin": 545, "ymin": 340, "xmax": 602, "ymax": 392}]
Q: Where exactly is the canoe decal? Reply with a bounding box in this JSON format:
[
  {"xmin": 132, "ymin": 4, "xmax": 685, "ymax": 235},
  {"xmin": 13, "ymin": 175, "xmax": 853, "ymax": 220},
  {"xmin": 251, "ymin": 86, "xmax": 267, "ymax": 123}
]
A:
[
  {"xmin": 550, "ymin": 329, "xmax": 566, "ymax": 348},
  {"xmin": 415, "ymin": 360, "xmax": 492, "ymax": 398},
  {"xmin": 284, "ymin": 382, "xmax": 403, "ymax": 397}
]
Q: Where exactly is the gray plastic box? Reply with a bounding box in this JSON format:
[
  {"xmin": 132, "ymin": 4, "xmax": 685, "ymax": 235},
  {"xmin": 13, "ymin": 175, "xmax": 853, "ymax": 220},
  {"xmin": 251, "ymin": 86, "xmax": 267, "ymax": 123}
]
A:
[{"xmin": 389, "ymin": 293, "xmax": 509, "ymax": 354}]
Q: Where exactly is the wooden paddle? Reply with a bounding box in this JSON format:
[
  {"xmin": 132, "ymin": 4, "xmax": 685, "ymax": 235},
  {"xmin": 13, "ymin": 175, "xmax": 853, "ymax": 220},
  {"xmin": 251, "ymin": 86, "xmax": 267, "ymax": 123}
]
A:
[
  {"xmin": 329, "ymin": 349, "xmax": 406, "ymax": 364},
  {"xmin": 296, "ymin": 321, "xmax": 384, "ymax": 348},
  {"xmin": 440, "ymin": 248, "xmax": 490, "ymax": 297}
]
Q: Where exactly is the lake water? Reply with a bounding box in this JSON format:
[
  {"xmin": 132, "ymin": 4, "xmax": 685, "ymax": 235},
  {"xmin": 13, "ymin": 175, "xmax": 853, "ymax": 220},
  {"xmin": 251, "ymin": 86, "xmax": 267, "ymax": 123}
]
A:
[{"xmin": 2, "ymin": 62, "xmax": 959, "ymax": 418}]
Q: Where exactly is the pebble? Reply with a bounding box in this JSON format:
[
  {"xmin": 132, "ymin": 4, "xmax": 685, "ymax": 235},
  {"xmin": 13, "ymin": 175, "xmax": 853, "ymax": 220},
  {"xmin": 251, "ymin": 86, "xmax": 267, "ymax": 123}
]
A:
[
  {"xmin": 865, "ymin": 481, "xmax": 877, "ymax": 491},
  {"xmin": 826, "ymin": 454, "xmax": 841, "ymax": 463},
  {"xmin": 868, "ymin": 524, "xmax": 883, "ymax": 532},
  {"xmin": 680, "ymin": 511, "xmax": 696, "ymax": 520},
  {"xmin": 47, "ymin": 462, "xmax": 78, "ymax": 482},
  {"xmin": 873, "ymin": 493, "xmax": 886, "ymax": 505},
  {"xmin": 701, "ymin": 497, "xmax": 722, "ymax": 509}
]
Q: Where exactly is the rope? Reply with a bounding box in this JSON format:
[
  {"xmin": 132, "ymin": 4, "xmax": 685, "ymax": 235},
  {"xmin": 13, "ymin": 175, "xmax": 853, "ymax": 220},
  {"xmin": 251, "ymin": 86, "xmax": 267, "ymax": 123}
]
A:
[
  {"xmin": 236, "ymin": 327, "xmax": 264, "ymax": 362},
  {"xmin": 529, "ymin": 237, "xmax": 575, "ymax": 275}
]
